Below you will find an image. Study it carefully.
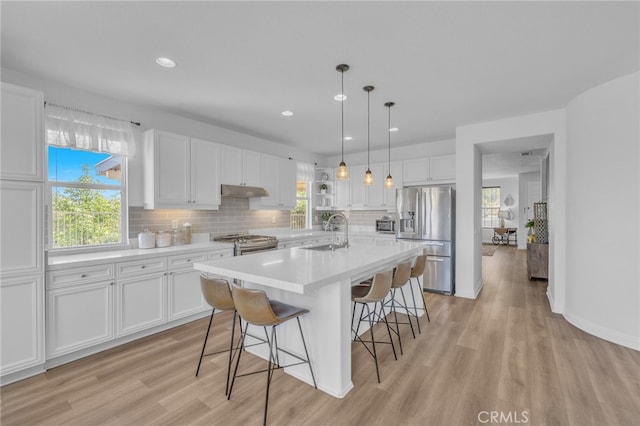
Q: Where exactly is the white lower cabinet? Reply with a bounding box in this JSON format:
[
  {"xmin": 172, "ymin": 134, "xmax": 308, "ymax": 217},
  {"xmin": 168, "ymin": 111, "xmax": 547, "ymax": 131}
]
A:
[
  {"xmin": 168, "ymin": 268, "xmax": 207, "ymax": 321},
  {"xmin": 47, "ymin": 280, "xmax": 114, "ymax": 357},
  {"xmin": 0, "ymin": 274, "xmax": 44, "ymax": 375},
  {"xmin": 45, "ymin": 248, "xmax": 231, "ymax": 366},
  {"xmin": 116, "ymin": 273, "xmax": 166, "ymax": 337}
]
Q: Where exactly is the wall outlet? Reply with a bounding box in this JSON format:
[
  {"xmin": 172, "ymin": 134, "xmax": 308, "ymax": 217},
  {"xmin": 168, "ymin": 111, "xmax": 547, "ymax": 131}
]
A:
[
  {"xmin": 171, "ymin": 220, "xmax": 178, "ymax": 229},
  {"xmin": 271, "ymin": 216, "xmax": 276, "ymax": 224}
]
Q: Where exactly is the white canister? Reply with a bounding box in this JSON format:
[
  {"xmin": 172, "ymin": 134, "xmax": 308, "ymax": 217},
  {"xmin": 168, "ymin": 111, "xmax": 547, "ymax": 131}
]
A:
[
  {"xmin": 138, "ymin": 230, "xmax": 155, "ymax": 249},
  {"xmin": 155, "ymin": 231, "xmax": 171, "ymax": 248}
]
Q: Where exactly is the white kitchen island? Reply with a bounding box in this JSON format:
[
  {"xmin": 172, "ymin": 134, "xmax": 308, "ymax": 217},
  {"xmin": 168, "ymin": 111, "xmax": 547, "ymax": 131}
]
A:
[{"xmin": 193, "ymin": 239, "xmax": 423, "ymax": 398}]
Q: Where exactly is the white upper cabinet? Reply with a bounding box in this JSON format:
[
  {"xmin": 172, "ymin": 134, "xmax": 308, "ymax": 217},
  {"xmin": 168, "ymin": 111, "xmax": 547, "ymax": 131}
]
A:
[
  {"xmin": 220, "ymin": 145, "xmax": 261, "ymax": 187},
  {"xmin": 429, "ymin": 154, "xmax": 456, "ymax": 181},
  {"xmin": 403, "ymin": 154, "xmax": 456, "ymax": 185},
  {"xmin": 190, "ymin": 138, "xmax": 221, "ymax": 207},
  {"xmin": 403, "ymin": 158, "xmax": 430, "ymax": 185},
  {"xmin": 0, "ymin": 181, "xmax": 43, "ymax": 276},
  {"xmin": 348, "ymin": 164, "xmax": 367, "ymax": 208},
  {"xmin": 250, "ymin": 154, "xmax": 296, "ymax": 210},
  {"xmin": 382, "ymin": 160, "xmax": 403, "ymax": 208},
  {"xmin": 143, "ymin": 129, "xmax": 220, "ymax": 210},
  {"xmin": 0, "ymin": 83, "xmax": 44, "ymax": 181},
  {"xmin": 365, "ymin": 163, "xmax": 384, "ymax": 208}
]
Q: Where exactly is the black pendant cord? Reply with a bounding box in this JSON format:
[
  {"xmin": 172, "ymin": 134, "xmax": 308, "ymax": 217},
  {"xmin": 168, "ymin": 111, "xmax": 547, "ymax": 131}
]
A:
[
  {"xmin": 341, "ymin": 70, "xmax": 345, "ymax": 163},
  {"xmin": 387, "ymin": 104, "xmax": 390, "ymax": 168},
  {"xmin": 367, "ymin": 89, "xmax": 370, "ymax": 169}
]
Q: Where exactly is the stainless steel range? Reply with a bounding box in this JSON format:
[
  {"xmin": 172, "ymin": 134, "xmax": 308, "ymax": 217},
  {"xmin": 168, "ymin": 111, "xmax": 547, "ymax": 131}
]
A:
[{"xmin": 213, "ymin": 233, "xmax": 278, "ymax": 256}]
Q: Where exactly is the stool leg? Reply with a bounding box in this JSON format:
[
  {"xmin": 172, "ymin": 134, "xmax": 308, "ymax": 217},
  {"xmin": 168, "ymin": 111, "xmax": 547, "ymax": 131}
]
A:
[
  {"xmin": 379, "ymin": 302, "xmax": 398, "ymax": 361},
  {"xmin": 196, "ymin": 308, "xmax": 216, "ymax": 377},
  {"xmin": 390, "ymin": 289, "xmax": 403, "ymax": 355},
  {"xmin": 365, "ymin": 303, "xmax": 380, "ymax": 383},
  {"xmin": 408, "ymin": 279, "xmax": 422, "ymax": 334},
  {"xmin": 296, "ymin": 317, "xmax": 317, "ymax": 389},
  {"xmin": 224, "ymin": 310, "xmax": 237, "ymax": 395},
  {"xmin": 263, "ymin": 326, "xmax": 276, "ymax": 426},
  {"xmin": 416, "ymin": 276, "xmax": 430, "ymax": 322},
  {"xmin": 228, "ymin": 322, "xmax": 249, "ymax": 400},
  {"xmin": 354, "ymin": 302, "xmax": 365, "ymax": 342},
  {"xmin": 399, "ymin": 287, "xmax": 416, "ymax": 339}
]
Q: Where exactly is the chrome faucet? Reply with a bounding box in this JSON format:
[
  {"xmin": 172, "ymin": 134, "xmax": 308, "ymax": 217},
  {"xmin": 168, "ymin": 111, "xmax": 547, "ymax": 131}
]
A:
[{"xmin": 324, "ymin": 213, "xmax": 349, "ymax": 250}]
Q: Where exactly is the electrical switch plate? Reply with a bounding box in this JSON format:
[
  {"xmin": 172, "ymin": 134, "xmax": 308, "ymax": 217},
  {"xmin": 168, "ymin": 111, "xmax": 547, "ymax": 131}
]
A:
[
  {"xmin": 271, "ymin": 216, "xmax": 276, "ymax": 224},
  {"xmin": 171, "ymin": 220, "xmax": 178, "ymax": 229}
]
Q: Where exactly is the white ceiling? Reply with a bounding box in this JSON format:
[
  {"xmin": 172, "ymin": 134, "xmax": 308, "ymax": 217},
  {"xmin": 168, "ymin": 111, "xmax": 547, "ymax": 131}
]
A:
[
  {"xmin": 2, "ymin": 2, "xmax": 638, "ymax": 157},
  {"xmin": 482, "ymin": 134, "xmax": 552, "ymax": 178}
]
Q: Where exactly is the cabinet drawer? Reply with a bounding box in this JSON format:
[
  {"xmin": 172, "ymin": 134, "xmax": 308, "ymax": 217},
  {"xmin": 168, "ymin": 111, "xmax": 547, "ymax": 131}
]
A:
[
  {"xmin": 47, "ymin": 264, "xmax": 114, "ymax": 288},
  {"xmin": 168, "ymin": 252, "xmax": 207, "ymax": 270},
  {"xmin": 116, "ymin": 257, "xmax": 167, "ymax": 278},
  {"xmin": 208, "ymin": 250, "xmax": 233, "ymax": 260}
]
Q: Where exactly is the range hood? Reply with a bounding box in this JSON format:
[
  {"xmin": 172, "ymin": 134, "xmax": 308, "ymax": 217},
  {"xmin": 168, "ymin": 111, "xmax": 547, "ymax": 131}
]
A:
[{"xmin": 221, "ymin": 184, "xmax": 269, "ymax": 198}]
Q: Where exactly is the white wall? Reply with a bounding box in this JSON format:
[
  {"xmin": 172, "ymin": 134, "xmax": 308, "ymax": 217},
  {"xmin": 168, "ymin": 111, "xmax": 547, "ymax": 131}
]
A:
[
  {"xmin": 1, "ymin": 68, "xmax": 325, "ymax": 166},
  {"xmin": 481, "ymin": 177, "xmax": 519, "ymax": 244},
  {"xmin": 564, "ymin": 72, "xmax": 639, "ymax": 350}
]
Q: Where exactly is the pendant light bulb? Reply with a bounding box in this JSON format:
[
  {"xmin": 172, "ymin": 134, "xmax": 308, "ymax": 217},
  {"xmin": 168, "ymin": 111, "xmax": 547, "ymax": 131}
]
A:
[
  {"xmin": 363, "ymin": 85, "xmax": 375, "ymax": 186},
  {"xmin": 384, "ymin": 101, "xmax": 395, "ymax": 189},
  {"xmin": 337, "ymin": 161, "xmax": 349, "ymax": 180},
  {"xmin": 363, "ymin": 168, "xmax": 374, "ymax": 185},
  {"xmin": 384, "ymin": 174, "xmax": 394, "ymax": 189},
  {"xmin": 336, "ymin": 64, "xmax": 350, "ymax": 181}
]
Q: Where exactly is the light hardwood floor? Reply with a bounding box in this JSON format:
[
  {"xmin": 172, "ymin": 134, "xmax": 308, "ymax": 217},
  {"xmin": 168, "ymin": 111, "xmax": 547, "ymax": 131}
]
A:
[{"xmin": 2, "ymin": 246, "xmax": 639, "ymax": 425}]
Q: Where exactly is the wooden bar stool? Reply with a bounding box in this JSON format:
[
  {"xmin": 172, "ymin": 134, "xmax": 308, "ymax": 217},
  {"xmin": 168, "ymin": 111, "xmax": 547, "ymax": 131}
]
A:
[
  {"xmin": 228, "ymin": 285, "xmax": 316, "ymax": 426},
  {"xmin": 196, "ymin": 275, "xmax": 241, "ymax": 396},
  {"xmin": 383, "ymin": 260, "xmax": 416, "ymax": 355},
  {"xmin": 351, "ymin": 269, "xmax": 396, "ymax": 383},
  {"xmin": 408, "ymin": 254, "xmax": 431, "ymax": 324}
]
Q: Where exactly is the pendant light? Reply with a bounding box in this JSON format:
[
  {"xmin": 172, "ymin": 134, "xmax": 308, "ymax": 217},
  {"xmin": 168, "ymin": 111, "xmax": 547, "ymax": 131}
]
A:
[
  {"xmin": 384, "ymin": 101, "xmax": 395, "ymax": 189},
  {"xmin": 336, "ymin": 64, "xmax": 350, "ymax": 180},
  {"xmin": 363, "ymin": 85, "xmax": 374, "ymax": 186}
]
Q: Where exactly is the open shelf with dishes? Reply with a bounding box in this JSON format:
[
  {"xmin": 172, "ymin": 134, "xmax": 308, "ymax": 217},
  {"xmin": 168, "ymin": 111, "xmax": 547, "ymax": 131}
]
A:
[{"xmin": 314, "ymin": 167, "xmax": 335, "ymax": 210}]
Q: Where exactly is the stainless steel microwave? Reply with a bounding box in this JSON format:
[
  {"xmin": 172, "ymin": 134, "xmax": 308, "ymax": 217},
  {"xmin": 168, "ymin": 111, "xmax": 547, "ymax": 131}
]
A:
[{"xmin": 375, "ymin": 219, "xmax": 396, "ymax": 234}]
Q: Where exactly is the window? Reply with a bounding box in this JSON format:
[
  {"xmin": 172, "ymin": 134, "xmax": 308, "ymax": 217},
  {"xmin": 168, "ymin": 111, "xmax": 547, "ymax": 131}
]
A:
[
  {"xmin": 45, "ymin": 103, "xmax": 135, "ymax": 250},
  {"xmin": 482, "ymin": 187, "xmax": 501, "ymax": 228},
  {"xmin": 291, "ymin": 162, "xmax": 313, "ymax": 230},
  {"xmin": 291, "ymin": 180, "xmax": 310, "ymax": 230},
  {"xmin": 48, "ymin": 147, "xmax": 126, "ymax": 248}
]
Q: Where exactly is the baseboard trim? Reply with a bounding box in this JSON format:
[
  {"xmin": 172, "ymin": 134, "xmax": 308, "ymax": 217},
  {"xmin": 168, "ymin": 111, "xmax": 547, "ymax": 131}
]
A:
[
  {"xmin": 455, "ymin": 280, "xmax": 483, "ymax": 299},
  {"xmin": 563, "ymin": 312, "xmax": 640, "ymax": 351},
  {"xmin": 0, "ymin": 364, "xmax": 46, "ymax": 387},
  {"xmin": 545, "ymin": 289, "xmax": 562, "ymax": 313}
]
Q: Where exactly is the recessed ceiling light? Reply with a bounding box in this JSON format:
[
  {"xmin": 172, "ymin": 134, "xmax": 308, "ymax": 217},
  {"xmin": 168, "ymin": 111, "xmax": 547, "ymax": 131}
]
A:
[
  {"xmin": 334, "ymin": 94, "xmax": 347, "ymax": 101},
  {"xmin": 281, "ymin": 110, "xmax": 294, "ymax": 116},
  {"xmin": 389, "ymin": 127, "xmax": 399, "ymax": 132},
  {"xmin": 155, "ymin": 57, "xmax": 176, "ymax": 68},
  {"xmin": 344, "ymin": 136, "xmax": 353, "ymax": 141}
]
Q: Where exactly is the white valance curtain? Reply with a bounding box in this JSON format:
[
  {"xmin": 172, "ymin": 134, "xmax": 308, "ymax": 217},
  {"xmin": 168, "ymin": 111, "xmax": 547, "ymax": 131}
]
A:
[
  {"xmin": 45, "ymin": 103, "xmax": 137, "ymax": 157},
  {"xmin": 296, "ymin": 161, "xmax": 315, "ymax": 182}
]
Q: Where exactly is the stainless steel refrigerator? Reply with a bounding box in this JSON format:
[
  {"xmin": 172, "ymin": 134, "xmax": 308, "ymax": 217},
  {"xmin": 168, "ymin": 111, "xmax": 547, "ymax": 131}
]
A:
[{"xmin": 396, "ymin": 185, "xmax": 455, "ymax": 294}]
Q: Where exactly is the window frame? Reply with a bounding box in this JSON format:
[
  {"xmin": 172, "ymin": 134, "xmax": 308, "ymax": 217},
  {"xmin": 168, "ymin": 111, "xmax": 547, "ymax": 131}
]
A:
[
  {"xmin": 46, "ymin": 146, "xmax": 128, "ymax": 253},
  {"xmin": 481, "ymin": 186, "xmax": 501, "ymax": 229},
  {"xmin": 291, "ymin": 179, "xmax": 311, "ymax": 230}
]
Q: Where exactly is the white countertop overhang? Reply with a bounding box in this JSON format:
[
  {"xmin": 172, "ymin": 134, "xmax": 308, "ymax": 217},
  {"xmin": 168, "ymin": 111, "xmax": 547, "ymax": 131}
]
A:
[{"xmin": 194, "ymin": 240, "xmax": 424, "ymax": 295}]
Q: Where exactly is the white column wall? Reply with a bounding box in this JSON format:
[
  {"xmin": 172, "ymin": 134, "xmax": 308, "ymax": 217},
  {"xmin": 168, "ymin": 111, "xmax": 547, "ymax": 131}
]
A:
[
  {"xmin": 455, "ymin": 110, "xmax": 566, "ymax": 306},
  {"xmin": 564, "ymin": 72, "xmax": 639, "ymax": 350}
]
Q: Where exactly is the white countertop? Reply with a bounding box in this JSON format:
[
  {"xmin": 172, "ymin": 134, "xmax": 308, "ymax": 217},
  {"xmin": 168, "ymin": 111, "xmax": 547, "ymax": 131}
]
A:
[
  {"xmin": 47, "ymin": 241, "xmax": 234, "ymax": 269},
  {"xmin": 194, "ymin": 239, "xmax": 423, "ymax": 295}
]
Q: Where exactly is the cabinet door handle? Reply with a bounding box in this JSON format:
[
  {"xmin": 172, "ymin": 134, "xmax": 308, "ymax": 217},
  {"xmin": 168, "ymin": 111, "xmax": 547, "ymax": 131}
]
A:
[
  {"xmin": 141, "ymin": 265, "xmax": 146, "ymax": 269},
  {"xmin": 81, "ymin": 274, "xmax": 88, "ymax": 278},
  {"xmin": 110, "ymin": 282, "xmax": 114, "ymax": 286},
  {"xmin": 186, "ymin": 259, "xmax": 191, "ymax": 263}
]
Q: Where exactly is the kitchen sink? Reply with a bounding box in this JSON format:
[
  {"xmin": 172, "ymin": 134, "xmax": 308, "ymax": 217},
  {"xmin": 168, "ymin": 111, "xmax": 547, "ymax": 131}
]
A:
[{"xmin": 301, "ymin": 243, "xmax": 346, "ymax": 251}]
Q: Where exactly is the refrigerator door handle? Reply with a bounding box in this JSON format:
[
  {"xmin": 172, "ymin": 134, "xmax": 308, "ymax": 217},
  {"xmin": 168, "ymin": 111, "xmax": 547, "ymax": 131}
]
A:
[
  {"xmin": 428, "ymin": 257, "xmax": 445, "ymax": 262},
  {"xmin": 424, "ymin": 242, "xmax": 445, "ymax": 246},
  {"xmin": 415, "ymin": 189, "xmax": 422, "ymax": 238}
]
